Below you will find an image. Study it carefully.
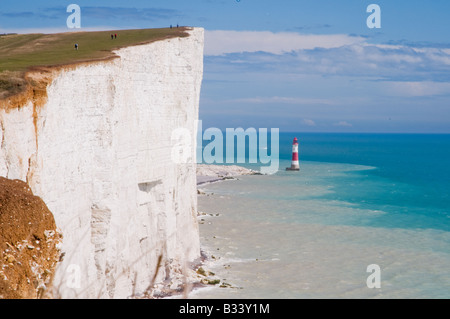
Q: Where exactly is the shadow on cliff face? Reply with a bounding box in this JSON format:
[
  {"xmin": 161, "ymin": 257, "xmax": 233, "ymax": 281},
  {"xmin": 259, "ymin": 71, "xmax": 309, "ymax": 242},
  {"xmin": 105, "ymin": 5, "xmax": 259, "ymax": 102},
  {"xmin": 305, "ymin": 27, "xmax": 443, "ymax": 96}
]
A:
[{"xmin": 0, "ymin": 177, "xmax": 61, "ymax": 299}]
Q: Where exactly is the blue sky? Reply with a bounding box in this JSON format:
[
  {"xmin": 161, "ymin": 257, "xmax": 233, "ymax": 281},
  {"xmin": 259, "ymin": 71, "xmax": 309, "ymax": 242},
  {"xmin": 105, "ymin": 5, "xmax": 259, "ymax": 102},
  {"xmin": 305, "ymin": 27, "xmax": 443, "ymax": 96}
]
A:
[{"xmin": 2, "ymin": 0, "xmax": 450, "ymax": 132}]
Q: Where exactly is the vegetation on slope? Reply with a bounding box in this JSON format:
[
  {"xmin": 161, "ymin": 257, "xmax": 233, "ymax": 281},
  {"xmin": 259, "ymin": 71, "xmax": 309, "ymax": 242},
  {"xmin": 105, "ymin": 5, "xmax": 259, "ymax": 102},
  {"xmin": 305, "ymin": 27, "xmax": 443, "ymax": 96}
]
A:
[{"xmin": 0, "ymin": 27, "xmax": 189, "ymax": 100}]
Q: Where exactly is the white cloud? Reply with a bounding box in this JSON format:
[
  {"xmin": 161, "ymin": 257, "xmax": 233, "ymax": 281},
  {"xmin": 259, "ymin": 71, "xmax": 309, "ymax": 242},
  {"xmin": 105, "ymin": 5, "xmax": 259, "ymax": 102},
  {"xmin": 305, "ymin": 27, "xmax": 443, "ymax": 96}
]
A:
[
  {"xmin": 384, "ymin": 81, "xmax": 450, "ymax": 97},
  {"xmin": 334, "ymin": 121, "xmax": 353, "ymax": 127},
  {"xmin": 205, "ymin": 38, "xmax": 450, "ymax": 84},
  {"xmin": 302, "ymin": 119, "xmax": 317, "ymax": 127},
  {"xmin": 227, "ymin": 96, "xmax": 336, "ymax": 105},
  {"xmin": 204, "ymin": 30, "xmax": 366, "ymax": 56}
]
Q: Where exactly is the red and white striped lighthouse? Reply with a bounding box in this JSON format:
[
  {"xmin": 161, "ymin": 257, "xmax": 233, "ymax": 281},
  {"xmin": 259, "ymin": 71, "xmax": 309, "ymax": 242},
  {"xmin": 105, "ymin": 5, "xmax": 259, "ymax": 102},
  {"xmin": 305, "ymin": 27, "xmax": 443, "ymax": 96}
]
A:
[{"xmin": 286, "ymin": 137, "xmax": 300, "ymax": 171}]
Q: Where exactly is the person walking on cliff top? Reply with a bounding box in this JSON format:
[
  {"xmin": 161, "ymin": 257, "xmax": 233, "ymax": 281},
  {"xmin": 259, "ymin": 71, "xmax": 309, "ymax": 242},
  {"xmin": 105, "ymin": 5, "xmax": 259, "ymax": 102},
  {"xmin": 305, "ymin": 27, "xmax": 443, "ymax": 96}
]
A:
[
  {"xmin": 115, "ymin": 33, "xmax": 117, "ymax": 39},
  {"xmin": 74, "ymin": 43, "xmax": 78, "ymax": 50}
]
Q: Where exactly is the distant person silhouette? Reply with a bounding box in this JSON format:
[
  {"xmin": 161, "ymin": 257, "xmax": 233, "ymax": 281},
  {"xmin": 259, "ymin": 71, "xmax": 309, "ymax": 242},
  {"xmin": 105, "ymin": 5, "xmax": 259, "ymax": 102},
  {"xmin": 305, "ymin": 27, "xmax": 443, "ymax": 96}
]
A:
[
  {"xmin": 111, "ymin": 34, "xmax": 114, "ymax": 40},
  {"xmin": 115, "ymin": 33, "xmax": 117, "ymax": 39},
  {"xmin": 74, "ymin": 43, "xmax": 78, "ymax": 50}
]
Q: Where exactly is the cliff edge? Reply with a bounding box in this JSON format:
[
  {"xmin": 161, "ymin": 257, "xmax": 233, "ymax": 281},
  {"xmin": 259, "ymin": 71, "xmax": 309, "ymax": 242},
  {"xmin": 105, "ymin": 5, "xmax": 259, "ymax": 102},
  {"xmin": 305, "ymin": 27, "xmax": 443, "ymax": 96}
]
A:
[{"xmin": 0, "ymin": 27, "xmax": 204, "ymax": 298}]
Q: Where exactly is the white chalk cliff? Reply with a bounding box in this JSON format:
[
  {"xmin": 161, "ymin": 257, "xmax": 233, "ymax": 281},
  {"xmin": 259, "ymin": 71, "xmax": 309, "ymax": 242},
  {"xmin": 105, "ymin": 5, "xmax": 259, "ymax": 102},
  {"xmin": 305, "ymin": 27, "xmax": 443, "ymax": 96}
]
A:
[{"xmin": 0, "ymin": 28, "xmax": 204, "ymax": 298}]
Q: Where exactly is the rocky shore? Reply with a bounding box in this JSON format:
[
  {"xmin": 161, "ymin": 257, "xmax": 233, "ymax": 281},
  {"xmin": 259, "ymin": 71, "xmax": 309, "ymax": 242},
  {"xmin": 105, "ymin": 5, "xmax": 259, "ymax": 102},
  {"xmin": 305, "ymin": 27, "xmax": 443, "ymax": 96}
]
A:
[{"xmin": 196, "ymin": 164, "xmax": 261, "ymax": 186}]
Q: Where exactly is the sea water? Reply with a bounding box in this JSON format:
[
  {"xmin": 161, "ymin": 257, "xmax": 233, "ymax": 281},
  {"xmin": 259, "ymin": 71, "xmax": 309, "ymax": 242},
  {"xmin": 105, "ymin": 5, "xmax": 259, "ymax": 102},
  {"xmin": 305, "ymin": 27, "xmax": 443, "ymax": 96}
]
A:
[{"xmin": 191, "ymin": 133, "xmax": 450, "ymax": 299}]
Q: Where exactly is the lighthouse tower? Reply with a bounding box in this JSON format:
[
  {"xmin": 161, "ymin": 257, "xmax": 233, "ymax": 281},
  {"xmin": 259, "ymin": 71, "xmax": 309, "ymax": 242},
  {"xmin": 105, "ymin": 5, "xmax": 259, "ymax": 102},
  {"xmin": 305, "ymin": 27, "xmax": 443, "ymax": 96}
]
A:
[{"xmin": 286, "ymin": 137, "xmax": 300, "ymax": 171}]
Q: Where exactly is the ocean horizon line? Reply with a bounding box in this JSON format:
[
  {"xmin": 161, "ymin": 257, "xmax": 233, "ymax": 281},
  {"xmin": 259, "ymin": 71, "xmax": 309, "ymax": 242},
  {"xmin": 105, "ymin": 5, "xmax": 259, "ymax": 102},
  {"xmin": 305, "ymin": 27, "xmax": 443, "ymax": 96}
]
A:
[{"xmin": 198, "ymin": 130, "xmax": 450, "ymax": 135}]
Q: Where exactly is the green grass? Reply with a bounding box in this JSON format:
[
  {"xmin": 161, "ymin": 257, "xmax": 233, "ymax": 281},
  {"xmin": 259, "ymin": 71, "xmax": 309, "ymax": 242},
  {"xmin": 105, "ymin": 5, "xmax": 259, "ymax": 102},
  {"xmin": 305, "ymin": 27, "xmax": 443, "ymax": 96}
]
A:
[{"xmin": 0, "ymin": 27, "xmax": 189, "ymax": 99}]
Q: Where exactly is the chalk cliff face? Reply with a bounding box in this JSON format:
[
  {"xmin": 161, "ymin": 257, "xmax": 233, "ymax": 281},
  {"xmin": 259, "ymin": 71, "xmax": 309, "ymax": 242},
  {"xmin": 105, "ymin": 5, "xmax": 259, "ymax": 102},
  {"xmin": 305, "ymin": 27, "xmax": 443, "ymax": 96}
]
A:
[{"xmin": 0, "ymin": 28, "xmax": 204, "ymax": 298}]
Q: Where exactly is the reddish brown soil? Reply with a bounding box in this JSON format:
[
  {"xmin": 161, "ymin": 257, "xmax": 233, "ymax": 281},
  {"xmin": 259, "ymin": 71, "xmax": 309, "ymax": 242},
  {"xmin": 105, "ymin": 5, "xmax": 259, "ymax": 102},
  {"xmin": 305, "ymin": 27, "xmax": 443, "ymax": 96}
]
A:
[{"xmin": 0, "ymin": 177, "xmax": 61, "ymax": 299}]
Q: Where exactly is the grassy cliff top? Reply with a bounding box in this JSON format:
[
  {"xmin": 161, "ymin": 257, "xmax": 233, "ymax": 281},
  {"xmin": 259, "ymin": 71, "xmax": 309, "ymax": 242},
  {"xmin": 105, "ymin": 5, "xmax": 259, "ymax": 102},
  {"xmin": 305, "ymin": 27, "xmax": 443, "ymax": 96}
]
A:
[{"xmin": 0, "ymin": 27, "xmax": 189, "ymax": 99}]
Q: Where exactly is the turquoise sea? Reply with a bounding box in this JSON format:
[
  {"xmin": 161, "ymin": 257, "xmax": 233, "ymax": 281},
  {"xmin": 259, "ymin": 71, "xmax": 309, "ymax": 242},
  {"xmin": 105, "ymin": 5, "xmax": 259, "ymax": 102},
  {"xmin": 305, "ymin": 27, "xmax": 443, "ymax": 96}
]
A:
[{"xmin": 192, "ymin": 133, "xmax": 450, "ymax": 299}]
